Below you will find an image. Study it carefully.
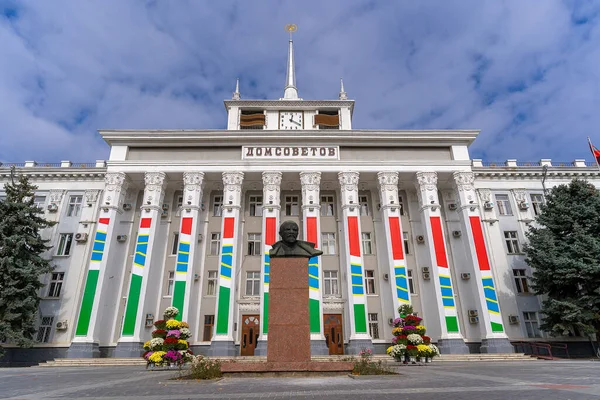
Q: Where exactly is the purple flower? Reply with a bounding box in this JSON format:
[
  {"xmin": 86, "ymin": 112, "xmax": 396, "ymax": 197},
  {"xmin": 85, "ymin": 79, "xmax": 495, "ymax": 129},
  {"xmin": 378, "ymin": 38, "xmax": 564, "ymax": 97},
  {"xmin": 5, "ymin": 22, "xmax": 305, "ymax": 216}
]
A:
[
  {"xmin": 393, "ymin": 317, "xmax": 404, "ymax": 326},
  {"xmin": 403, "ymin": 325, "xmax": 416, "ymax": 331},
  {"xmin": 164, "ymin": 350, "xmax": 182, "ymax": 362},
  {"xmin": 167, "ymin": 330, "xmax": 181, "ymax": 338},
  {"xmin": 391, "ymin": 337, "xmax": 398, "ymax": 344},
  {"xmin": 144, "ymin": 351, "xmax": 154, "ymax": 360}
]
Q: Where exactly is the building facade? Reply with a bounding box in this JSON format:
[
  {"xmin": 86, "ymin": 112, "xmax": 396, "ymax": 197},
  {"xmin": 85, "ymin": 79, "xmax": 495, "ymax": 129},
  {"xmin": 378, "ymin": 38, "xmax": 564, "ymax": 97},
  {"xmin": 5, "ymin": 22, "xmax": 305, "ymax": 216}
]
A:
[{"xmin": 1, "ymin": 36, "xmax": 599, "ymax": 364}]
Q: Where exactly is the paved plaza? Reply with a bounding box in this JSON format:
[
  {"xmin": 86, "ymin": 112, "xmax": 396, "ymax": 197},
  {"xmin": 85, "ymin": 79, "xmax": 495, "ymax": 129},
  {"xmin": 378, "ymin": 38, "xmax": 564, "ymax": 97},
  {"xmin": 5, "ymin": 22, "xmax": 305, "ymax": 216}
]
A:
[{"xmin": 1, "ymin": 361, "xmax": 599, "ymax": 399}]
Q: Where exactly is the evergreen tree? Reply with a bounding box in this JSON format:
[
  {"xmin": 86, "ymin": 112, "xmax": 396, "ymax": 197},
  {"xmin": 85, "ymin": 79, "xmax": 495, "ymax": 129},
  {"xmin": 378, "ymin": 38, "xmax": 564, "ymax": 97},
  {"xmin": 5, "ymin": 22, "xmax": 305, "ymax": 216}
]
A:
[
  {"xmin": 524, "ymin": 179, "xmax": 600, "ymax": 350},
  {"xmin": 0, "ymin": 168, "xmax": 55, "ymax": 356}
]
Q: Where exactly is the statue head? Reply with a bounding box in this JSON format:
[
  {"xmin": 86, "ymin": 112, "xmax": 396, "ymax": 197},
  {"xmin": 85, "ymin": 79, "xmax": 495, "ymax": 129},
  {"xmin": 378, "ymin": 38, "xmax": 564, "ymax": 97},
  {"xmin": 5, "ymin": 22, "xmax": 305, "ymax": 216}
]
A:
[{"xmin": 279, "ymin": 220, "xmax": 299, "ymax": 245}]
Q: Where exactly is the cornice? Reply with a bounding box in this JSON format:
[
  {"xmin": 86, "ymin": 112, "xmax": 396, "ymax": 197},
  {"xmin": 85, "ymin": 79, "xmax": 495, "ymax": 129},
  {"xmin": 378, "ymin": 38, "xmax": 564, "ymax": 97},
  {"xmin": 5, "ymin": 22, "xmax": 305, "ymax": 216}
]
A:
[
  {"xmin": 0, "ymin": 169, "xmax": 106, "ymax": 181},
  {"xmin": 473, "ymin": 167, "xmax": 600, "ymax": 180},
  {"xmin": 99, "ymin": 129, "xmax": 479, "ymax": 148},
  {"xmin": 223, "ymin": 99, "xmax": 356, "ymax": 115}
]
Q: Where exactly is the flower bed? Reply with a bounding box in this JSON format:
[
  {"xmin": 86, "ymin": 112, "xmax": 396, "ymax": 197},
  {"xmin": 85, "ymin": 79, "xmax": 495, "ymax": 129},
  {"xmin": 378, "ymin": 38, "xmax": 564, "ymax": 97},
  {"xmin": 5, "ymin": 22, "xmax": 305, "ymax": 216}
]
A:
[
  {"xmin": 143, "ymin": 306, "xmax": 194, "ymax": 368},
  {"xmin": 386, "ymin": 305, "xmax": 439, "ymax": 365}
]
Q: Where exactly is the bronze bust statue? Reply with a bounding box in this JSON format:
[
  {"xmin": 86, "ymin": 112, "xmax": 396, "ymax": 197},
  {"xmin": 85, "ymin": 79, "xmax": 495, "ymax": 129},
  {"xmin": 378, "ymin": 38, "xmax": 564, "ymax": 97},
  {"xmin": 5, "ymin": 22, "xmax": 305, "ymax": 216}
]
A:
[{"xmin": 269, "ymin": 221, "xmax": 324, "ymax": 258}]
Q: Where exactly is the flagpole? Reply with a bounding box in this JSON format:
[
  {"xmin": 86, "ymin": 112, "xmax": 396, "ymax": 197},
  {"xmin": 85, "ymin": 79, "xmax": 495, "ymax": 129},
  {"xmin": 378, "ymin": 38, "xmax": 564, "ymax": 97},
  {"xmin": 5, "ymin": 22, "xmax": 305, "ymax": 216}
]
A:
[{"xmin": 589, "ymin": 136, "xmax": 600, "ymax": 172}]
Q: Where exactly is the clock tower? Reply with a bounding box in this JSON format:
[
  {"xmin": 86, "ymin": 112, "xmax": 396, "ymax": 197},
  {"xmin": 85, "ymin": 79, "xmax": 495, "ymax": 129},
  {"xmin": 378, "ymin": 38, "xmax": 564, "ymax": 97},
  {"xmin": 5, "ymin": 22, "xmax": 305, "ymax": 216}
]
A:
[{"xmin": 224, "ymin": 26, "xmax": 354, "ymax": 131}]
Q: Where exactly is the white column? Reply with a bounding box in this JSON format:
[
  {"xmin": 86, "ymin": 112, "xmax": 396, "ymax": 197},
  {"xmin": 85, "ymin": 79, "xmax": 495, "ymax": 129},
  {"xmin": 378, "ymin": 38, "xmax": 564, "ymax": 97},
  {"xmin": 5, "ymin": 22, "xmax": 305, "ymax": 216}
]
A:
[
  {"xmin": 210, "ymin": 171, "xmax": 244, "ymax": 356},
  {"xmin": 453, "ymin": 172, "xmax": 513, "ymax": 353},
  {"xmin": 377, "ymin": 172, "xmax": 411, "ymax": 315},
  {"xmin": 255, "ymin": 171, "xmax": 282, "ymax": 355},
  {"xmin": 172, "ymin": 172, "xmax": 205, "ymax": 321},
  {"xmin": 68, "ymin": 173, "xmax": 129, "ymax": 358},
  {"xmin": 116, "ymin": 172, "xmax": 167, "ymax": 357},
  {"xmin": 414, "ymin": 172, "xmax": 468, "ymax": 354},
  {"xmin": 338, "ymin": 171, "xmax": 372, "ymax": 353},
  {"xmin": 300, "ymin": 172, "xmax": 328, "ymax": 354}
]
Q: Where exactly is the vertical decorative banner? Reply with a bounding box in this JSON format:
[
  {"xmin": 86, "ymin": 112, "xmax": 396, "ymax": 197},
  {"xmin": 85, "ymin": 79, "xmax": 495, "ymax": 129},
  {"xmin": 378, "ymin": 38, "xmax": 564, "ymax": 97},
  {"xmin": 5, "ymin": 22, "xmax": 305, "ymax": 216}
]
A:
[
  {"xmin": 348, "ymin": 216, "xmax": 367, "ymax": 334},
  {"xmin": 388, "ymin": 217, "xmax": 410, "ymax": 306},
  {"xmin": 75, "ymin": 217, "xmax": 110, "ymax": 336},
  {"xmin": 430, "ymin": 216, "xmax": 459, "ymax": 333},
  {"xmin": 470, "ymin": 216, "xmax": 504, "ymax": 333},
  {"xmin": 172, "ymin": 217, "xmax": 193, "ymax": 321},
  {"xmin": 261, "ymin": 217, "xmax": 277, "ymax": 334},
  {"xmin": 306, "ymin": 216, "xmax": 321, "ymax": 333},
  {"xmin": 216, "ymin": 217, "xmax": 235, "ymax": 335},
  {"xmin": 122, "ymin": 217, "xmax": 152, "ymax": 336}
]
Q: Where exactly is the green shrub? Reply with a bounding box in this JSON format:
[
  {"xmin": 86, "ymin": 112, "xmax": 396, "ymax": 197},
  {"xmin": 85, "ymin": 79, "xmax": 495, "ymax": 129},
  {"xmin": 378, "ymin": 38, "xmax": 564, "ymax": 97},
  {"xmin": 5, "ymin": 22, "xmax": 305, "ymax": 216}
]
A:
[{"xmin": 188, "ymin": 356, "xmax": 222, "ymax": 380}]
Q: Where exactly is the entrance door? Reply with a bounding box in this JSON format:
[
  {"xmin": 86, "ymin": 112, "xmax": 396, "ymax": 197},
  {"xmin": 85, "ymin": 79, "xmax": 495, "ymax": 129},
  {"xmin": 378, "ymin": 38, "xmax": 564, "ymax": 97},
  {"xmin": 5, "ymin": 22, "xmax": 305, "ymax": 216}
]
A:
[
  {"xmin": 323, "ymin": 314, "xmax": 344, "ymax": 355},
  {"xmin": 241, "ymin": 315, "xmax": 260, "ymax": 356}
]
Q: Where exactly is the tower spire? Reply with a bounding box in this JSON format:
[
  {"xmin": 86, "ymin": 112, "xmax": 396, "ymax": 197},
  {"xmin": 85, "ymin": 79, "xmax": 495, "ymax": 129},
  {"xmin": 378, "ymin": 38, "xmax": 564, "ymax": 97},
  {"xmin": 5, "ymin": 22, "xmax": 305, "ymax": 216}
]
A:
[
  {"xmin": 339, "ymin": 78, "xmax": 347, "ymax": 100},
  {"xmin": 282, "ymin": 24, "xmax": 299, "ymax": 100},
  {"xmin": 232, "ymin": 78, "xmax": 240, "ymax": 100}
]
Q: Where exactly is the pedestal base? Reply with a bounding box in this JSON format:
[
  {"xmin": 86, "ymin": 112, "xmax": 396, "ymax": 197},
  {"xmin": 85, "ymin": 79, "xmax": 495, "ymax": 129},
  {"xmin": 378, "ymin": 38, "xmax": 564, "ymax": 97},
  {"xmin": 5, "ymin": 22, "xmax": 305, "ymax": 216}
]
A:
[
  {"xmin": 254, "ymin": 339, "xmax": 267, "ymax": 356},
  {"xmin": 113, "ymin": 341, "xmax": 143, "ymax": 358},
  {"xmin": 221, "ymin": 361, "xmax": 354, "ymax": 376},
  {"xmin": 346, "ymin": 339, "xmax": 373, "ymax": 355},
  {"xmin": 480, "ymin": 338, "xmax": 514, "ymax": 354},
  {"xmin": 208, "ymin": 340, "xmax": 237, "ymax": 356},
  {"xmin": 310, "ymin": 339, "xmax": 329, "ymax": 356},
  {"xmin": 66, "ymin": 342, "xmax": 100, "ymax": 358},
  {"xmin": 437, "ymin": 338, "xmax": 470, "ymax": 354}
]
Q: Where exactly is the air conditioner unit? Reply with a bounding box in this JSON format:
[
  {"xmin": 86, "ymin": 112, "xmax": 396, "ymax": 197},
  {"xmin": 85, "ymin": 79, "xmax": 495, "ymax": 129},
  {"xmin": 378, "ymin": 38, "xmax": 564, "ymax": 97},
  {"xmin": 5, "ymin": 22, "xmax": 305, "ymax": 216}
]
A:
[
  {"xmin": 422, "ymin": 266, "xmax": 430, "ymax": 274},
  {"xmin": 468, "ymin": 309, "xmax": 479, "ymax": 317},
  {"xmin": 508, "ymin": 315, "xmax": 519, "ymax": 324},
  {"xmin": 518, "ymin": 201, "xmax": 529, "ymax": 210},
  {"xmin": 122, "ymin": 203, "xmax": 132, "ymax": 211},
  {"xmin": 469, "ymin": 316, "xmax": 479, "ymax": 324},
  {"xmin": 161, "ymin": 209, "xmax": 169, "ymax": 218},
  {"xmin": 452, "ymin": 230, "xmax": 462, "ymax": 238},
  {"xmin": 198, "ymin": 234, "xmax": 204, "ymax": 243},
  {"xmin": 461, "ymin": 272, "xmax": 471, "ymax": 280},
  {"xmin": 448, "ymin": 203, "xmax": 458, "ymax": 211},
  {"xmin": 416, "ymin": 235, "xmax": 425, "ymax": 244},
  {"xmin": 116, "ymin": 235, "xmax": 128, "ymax": 242},
  {"xmin": 74, "ymin": 233, "xmax": 88, "ymax": 242},
  {"xmin": 483, "ymin": 201, "xmax": 494, "ymax": 210},
  {"xmin": 47, "ymin": 203, "xmax": 58, "ymax": 212},
  {"xmin": 388, "ymin": 318, "xmax": 394, "ymax": 325},
  {"xmin": 422, "ymin": 272, "xmax": 431, "ymax": 280},
  {"xmin": 161, "ymin": 203, "xmax": 170, "ymax": 211},
  {"xmin": 383, "ymin": 273, "xmax": 389, "ymax": 281},
  {"xmin": 55, "ymin": 320, "xmax": 68, "ymax": 330}
]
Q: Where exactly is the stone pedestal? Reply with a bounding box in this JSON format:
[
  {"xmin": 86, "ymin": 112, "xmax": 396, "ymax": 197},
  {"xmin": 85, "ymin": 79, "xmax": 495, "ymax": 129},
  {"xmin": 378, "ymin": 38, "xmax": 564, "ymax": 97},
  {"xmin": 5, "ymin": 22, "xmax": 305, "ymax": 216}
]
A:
[{"xmin": 267, "ymin": 257, "xmax": 311, "ymax": 363}]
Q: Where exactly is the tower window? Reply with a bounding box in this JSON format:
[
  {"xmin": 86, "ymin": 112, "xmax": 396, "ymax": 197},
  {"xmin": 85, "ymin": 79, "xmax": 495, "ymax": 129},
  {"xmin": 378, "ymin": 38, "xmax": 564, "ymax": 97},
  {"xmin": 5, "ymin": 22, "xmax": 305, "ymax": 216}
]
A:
[
  {"xmin": 239, "ymin": 110, "xmax": 265, "ymax": 130},
  {"xmin": 314, "ymin": 110, "xmax": 339, "ymax": 129}
]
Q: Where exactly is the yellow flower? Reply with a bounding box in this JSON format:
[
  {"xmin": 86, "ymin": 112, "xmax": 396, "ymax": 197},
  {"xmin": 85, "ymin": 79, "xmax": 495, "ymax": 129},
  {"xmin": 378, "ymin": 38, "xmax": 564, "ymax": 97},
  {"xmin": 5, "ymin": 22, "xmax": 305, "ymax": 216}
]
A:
[
  {"xmin": 166, "ymin": 320, "xmax": 181, "ymax": 329},
  {"xmin": 143, "ymin": 341, "xmax": 150, "ymax": 350},
  {"xmin": 178, "ymin": 339, "xmax": 188, "ymax": 349},
  {"xmin": 392, "ymin": 327, "xmax": 403, "ymax": 336},
  {"xmin": 149, "ymin": 351, "xmax": 166, "ymax": 363},
  {"xmin": 180, "ymin": 322, "xmax": 190, "ymax": 328},
  {"xmin": 386, "ymin": 346, "xmax": 393, "ymax": 355}
]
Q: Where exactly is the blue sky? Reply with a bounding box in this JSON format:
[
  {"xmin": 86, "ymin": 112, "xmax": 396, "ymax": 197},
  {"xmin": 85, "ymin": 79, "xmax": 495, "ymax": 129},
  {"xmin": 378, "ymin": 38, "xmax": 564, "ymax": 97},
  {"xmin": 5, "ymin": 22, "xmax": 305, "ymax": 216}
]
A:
[{"xmin": 1, "ymin": 0, "xmax": 600, "ymax": 163}]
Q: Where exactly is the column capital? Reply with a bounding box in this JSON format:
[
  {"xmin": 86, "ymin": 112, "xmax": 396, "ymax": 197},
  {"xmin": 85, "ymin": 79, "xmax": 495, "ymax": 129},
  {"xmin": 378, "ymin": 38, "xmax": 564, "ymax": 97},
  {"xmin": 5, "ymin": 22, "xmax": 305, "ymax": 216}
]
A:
[
  {"xmin": 300, "ymin": 171, "xmax": 321, "ymax": 211},
  {"xmin": 84, "ymin": 189, "xmax": 101, "ymax": 206},
  {"xmin": 141, "ymin": 172, "xmax": 167, "ymax": 212},
  {"xmin": 377, "ymin": 171, "xmax": 400, "ymax": 211},
  {"xmin": 182, "ymin": 171, "xmax": 205, "ymax": 211},
  {"xmin": 262, "ymin": 171, "xmax": 282, "ymax": 211},
  {"xmin": 377, "ymin": 171, "xmax": 399, "ymax": 190},
  {"xmin": 103, "ymin": 172, "xmax": 131, "ymax": 212},
  {"xmin": 414, "ymin": 171, "xmax": 439, "ymax": 211},
  {"xmin": 338, "ymin": 171, "xmax": 359, "ymax": 210},
  {"xmin": 222, "ymin": 171, "xmax": 244, "ymax": 211},
  {"xmin": 414, "ymin": 171, "xmax": 438, "ymax": 190},
  {"xmin": 183, "ymin": 171, "xmax": 205, "ymax": 188},
  {"xmin": 452, "ymin": 171, "xmax": 475, "ymax": 192}
]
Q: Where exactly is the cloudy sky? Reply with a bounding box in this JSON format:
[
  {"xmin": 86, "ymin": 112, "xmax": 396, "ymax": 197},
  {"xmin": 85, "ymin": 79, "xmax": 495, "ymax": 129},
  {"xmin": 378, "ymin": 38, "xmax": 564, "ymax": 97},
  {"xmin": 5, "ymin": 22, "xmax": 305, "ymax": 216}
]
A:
[{"xmin": 1, "ymin": 0, "xmax": 600, "ymax": 163}]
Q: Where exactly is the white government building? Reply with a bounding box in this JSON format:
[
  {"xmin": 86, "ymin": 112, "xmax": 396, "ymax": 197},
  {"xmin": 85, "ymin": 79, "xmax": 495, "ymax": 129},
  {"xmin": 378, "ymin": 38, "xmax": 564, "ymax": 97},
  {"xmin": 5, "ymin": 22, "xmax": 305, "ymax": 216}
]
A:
[{"xmin": 1, "ymin": 33, "xmax": 599, "ymax": 364}]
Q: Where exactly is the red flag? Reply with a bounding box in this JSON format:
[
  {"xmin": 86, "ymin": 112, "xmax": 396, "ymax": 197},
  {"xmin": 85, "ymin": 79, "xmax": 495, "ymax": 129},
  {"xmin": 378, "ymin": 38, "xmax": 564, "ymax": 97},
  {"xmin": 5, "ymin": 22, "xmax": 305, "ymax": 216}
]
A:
[{"xmin": 589, "ymin": 139, "xmax": 600, "ymax": 165}]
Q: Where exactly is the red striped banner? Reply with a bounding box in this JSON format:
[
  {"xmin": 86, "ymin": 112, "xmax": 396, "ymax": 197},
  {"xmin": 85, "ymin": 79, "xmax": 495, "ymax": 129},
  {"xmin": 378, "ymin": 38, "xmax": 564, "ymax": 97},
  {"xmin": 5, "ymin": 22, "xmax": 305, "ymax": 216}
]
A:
[
  {"xmin": 469, "ymin": 216, "xmax": 491, "ymax": 271},
  {"xmin": 265, "ymin": 217, "xmax": 276, "ymax": 245},
  {"xmin": 348, "ymin": 216, "xmax": 361, "ymax": 257},
  {"xmin": 223, "ymin": 217, "xmax": 234, "ymax": 239},
  {"xmin": 430, "ymin": 217, "xmax": 448, "ymax": 268},
  {"xmin": 389, "ymin": 217, "xmax": 404, "ymax": 260},
  {"xmin": 306, "ymin": 217, "xmax": 318, "ymax": 247},
  {"xmin": 140, "ymin": 217, "xmax": 152, "ymax": 229},
  {"xmin": 181, "ymin": 217, "xmax": 192, "ymax": 235}
]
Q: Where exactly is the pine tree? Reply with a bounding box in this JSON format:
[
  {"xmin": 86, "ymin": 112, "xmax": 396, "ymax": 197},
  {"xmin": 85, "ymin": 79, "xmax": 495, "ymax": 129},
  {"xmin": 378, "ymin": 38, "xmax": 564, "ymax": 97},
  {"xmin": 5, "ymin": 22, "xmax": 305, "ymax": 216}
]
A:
[
  {"xmin": 524, "ymin": 179, "xmax": 600, "ymax": 351},
  {"xmin": 0, "ymin": 168, "xmax": 55, "ymax": 356}
]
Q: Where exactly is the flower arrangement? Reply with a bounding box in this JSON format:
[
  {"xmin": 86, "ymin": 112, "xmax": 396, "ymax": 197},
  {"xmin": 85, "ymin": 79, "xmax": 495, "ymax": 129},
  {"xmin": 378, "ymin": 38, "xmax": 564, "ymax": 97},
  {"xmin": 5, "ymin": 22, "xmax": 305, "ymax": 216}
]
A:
[
  {"xmin": 143, "ymin": 306, "xmax": 194, "ymax": 368},
  {"xmin": 388, "ymin": 304, "xmax": 438, "ymax": 364}
]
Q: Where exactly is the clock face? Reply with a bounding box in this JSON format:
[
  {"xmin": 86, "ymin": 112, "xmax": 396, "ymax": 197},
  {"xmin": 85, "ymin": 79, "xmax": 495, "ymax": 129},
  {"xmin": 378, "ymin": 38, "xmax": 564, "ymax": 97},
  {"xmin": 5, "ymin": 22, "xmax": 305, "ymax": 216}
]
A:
[{"xmin": 279, "ymin": 111, "xmax": 303, "ymax": 130}]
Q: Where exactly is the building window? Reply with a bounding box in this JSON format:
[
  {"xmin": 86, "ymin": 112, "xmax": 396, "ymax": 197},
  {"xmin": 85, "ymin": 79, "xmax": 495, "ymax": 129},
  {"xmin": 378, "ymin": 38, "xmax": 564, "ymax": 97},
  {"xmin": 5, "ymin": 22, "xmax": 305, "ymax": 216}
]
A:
[
  {"xmin": 504, "ymin": 231, "xmax": 521, "ymax": 254},
  {"xmin": 368, "ymin": 313, "xmax": 380, "ymax": 339},
  {"xmin": 403, "ymin": 232, "xmax": 410, "ymax": 255},
  {"xmin": 398, "ymin": 196, "xmax": 405, "ymax": 216},
  {"xmin": 513, "ymin": 269, "xmax": 530, "ymax": 293},
  {"xmin": 245, "ymin": 271, "xmax": 261, "ymax": 296},
  {"xmin": 320, "ymin": 195, "xmax": 335, "ymax": 217},
  {"xmin": 209, "ymin": 233, "xmax": 221, "ymax": 256},
  {"xmin": 321, "ymin": 233, "xmax": 336, "ymax": 255},
  {"xmin": 249, "ymin": 195, "xmax": 263, "ymax": 217},
  {"xmin": 285, "ymin": 195, "xmax": 299, "ymax": 216},
  {"xmin": 56, "ymin": 233, "xmax": 73, "ymax": 256},
  {"xmin": 206, "ymin": 271, "xmax": 217, "ymax": 296},
  {"xmin": 361, "ymin": 232, "xmax": 373, "ymax": 255},
  {"xmin": 407, "ymin": 269, "xmax": 415, "ymax": 294},
  {"xmin": 37, "ymin": 316, "xmax": 53, "ymax": 343},
  {"xmin": 176, "ymin": 195, "xmax": 183, "ymax": 209},
  {"xmin": 203, "ymin": 315, "xmax": 214, "ymax": 341},
  {"xmin": 323, "ymin": 271, "xmax": 339, "ymax": 295},
  {"xmin": 66, "ymin": 195, "xmax": 83, "ymax": 217},
  {"xmin": 495, "ymin": 194, "xmax": 512, "ymax": 216},
  {"xmin": 166, "ymin": 271, "xmax": 175, "ymax": 296},
  {"xmin": 171, "ymin": 233, "xmax": 179, "ymax": 255},
  {"xmin": 359, "ymin": 195, "xmax": 369, "ymax": 216},
  {"xmin": 523, "ymin": 311, "xmax": 542, "ymax": 338},
  {"xmin": 365, "ymin": 270, "xmax": 376, "ymax": 294},
  {"xmin": 531, "ymin": 194, "xmax": 544, "ymax": 216},
  {"xmin": 47, "ymin": 272, "xmax": 65, "ymax": 297},
  {"xmin": 213, "ymin": 195, "xmax": 223, "ymax": 217},
  {"xmin": 34, "ymin": 196, "xmax": 46, "ymax": 209},
  {"xmin": 247, "ymin": 233, "xmax": 261, "ymax": 256}
]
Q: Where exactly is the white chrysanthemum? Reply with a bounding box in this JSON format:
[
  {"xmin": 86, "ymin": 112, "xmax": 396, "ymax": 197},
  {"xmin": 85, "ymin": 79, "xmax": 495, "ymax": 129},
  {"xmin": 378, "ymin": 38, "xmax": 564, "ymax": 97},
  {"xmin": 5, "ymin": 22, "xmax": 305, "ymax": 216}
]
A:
[
  {"xmin": 390, "ymin": 344, "xmax": 406, "ymax": 358},
  {"xmin": 163, "ymin": 306, "xmax": 179, "ymax": 319},
  {"xmin": 428, "ymin": 344, "xmax": 440, "ymax": 355},
  {"xmin": 407, "ymin": 333, "xmax": 423, "ymax": 345},
  {"xmin": 150, "ymin": 337, "xmax": 164, "ymax": 350},
  {"xmin": 179, "ymin": 327, "xmax": 191, "ymax": 339}
]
